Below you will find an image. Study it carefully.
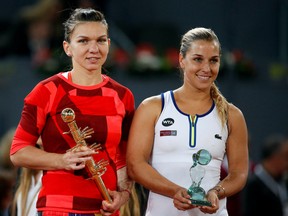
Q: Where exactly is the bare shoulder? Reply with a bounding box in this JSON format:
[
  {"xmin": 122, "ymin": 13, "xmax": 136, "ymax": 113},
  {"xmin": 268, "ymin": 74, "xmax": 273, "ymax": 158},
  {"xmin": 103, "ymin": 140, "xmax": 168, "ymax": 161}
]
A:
[
  {"xmin": 227, "ymin": 103, "xmax": 247, "ymax": 130},
  {"xmin": 228, "ymin": 103, "xmax": 245, "ymax": 119},
  {"xmin": 135, "ymin": 95, "xmax": 163, "ymax": 122},
  {"xmin": 138, "ymin": 95, "xmax": 162, "ymax": 111}
]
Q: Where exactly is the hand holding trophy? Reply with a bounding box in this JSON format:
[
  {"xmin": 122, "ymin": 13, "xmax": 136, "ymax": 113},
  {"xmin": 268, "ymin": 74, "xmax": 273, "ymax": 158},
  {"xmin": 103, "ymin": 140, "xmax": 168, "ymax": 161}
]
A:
[
  {"xmin": 61, "ymin": 108, "xmax": 112, "ymax": 203},
  {"xmin": 187, "ymin": 149, "xmax": 212, "ymax": 207}
]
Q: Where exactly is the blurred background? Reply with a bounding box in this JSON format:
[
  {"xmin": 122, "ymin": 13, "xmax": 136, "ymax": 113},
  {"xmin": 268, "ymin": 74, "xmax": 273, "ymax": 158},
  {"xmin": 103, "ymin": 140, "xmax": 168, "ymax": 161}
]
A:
[{"xmin": 0, "ymin": 0, "xmax": 287, "ymax": 163}]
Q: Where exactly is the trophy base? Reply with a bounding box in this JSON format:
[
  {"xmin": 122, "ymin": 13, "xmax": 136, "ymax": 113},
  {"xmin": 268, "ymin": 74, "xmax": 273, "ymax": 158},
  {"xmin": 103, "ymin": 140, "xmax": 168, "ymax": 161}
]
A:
[{"xmin": 191, "ymin": 199, "xmax": 212, "ymax": 207}]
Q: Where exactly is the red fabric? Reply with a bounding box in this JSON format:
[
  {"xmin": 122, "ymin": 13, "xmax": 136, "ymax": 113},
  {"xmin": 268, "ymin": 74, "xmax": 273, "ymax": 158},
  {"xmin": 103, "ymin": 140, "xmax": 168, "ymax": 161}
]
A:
[{"xmin": 11, "ymin": 73, "xmax": 135, "ymax": 213}]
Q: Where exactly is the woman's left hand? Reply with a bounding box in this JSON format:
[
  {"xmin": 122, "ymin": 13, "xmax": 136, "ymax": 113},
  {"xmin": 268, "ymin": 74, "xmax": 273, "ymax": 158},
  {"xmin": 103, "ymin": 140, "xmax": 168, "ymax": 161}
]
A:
[
  {"xmin": 198, "ymin": 190, "xmax": 219, "ymax": 214},
  {"xmin": 100, "ymin": 189, "xmax": 129, "ymax": 216}
]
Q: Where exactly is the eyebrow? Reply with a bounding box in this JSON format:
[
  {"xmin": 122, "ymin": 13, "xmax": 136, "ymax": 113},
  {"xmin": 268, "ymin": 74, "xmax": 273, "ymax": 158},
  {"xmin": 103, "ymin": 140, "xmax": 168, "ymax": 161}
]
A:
[
  {"xmin": 75, "ymin": 33, "xmax": 108, "ymax": 39},
  {"xmin": 191, "ymin": 54, "xmax": 220, "ymax": 58}
]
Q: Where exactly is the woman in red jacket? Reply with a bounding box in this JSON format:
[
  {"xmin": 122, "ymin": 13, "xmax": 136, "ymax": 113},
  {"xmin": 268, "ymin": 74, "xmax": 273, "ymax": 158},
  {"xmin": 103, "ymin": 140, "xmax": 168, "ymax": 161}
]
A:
[{"xmin": 10, "ymin": 8, "xmax": 135, "ymax": 216}]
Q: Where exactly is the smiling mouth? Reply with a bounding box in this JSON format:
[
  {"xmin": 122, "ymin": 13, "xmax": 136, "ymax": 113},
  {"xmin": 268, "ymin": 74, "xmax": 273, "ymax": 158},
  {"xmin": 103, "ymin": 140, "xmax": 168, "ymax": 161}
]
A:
[
  {"xmin": 197, "ymin": 75, "xmax": 211, "ymax": 80},
  {"xmin": 87, "ymin": 57, "xmax": 100, "ymax": 60},
  {"xmin": 87, "ymin": 57, "xmax": 101, "ymax": 63}
]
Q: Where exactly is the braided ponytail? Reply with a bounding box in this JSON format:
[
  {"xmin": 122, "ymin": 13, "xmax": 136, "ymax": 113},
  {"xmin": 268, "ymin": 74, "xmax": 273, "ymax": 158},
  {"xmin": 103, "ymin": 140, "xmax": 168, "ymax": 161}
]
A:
[{"xmin": 210, "ymin": 82, "xmax": 229, "ymax": 127}]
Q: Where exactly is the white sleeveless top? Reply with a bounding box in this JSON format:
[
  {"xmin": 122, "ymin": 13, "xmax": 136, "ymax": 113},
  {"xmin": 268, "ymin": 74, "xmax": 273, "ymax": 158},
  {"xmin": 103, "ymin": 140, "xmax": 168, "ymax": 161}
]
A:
[{"xmin": 146, "ymin": 91, "xmax": 229, "ymax": 216}]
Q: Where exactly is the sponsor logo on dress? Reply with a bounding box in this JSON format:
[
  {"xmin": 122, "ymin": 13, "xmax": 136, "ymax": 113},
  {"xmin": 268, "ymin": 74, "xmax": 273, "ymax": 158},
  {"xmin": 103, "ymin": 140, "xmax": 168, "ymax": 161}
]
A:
[
  {"xmin": 160, "ymin": 130, "xmax": 177, "ymax": 136},
  {"xmin": 162, "ymin": 118, "xmax": 174, "ymax": 126}
]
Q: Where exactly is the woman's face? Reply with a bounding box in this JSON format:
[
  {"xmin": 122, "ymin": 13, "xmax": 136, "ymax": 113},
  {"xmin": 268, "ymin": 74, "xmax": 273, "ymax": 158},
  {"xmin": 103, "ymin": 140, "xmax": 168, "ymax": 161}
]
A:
[
  {"xmin": 179, "ymin": 40, "xmax": 220, "ymax": 91},
  {"xmin": 63, "ymin": 22, "xmax": 110, "ymax": 73}
]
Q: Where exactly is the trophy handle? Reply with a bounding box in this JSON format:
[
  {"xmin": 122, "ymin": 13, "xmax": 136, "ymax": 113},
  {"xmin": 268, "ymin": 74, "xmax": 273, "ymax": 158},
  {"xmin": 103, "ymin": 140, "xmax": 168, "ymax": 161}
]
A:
[{"xmin": 92, "ymin": 175, "xmax": 113, "ymax": 203}]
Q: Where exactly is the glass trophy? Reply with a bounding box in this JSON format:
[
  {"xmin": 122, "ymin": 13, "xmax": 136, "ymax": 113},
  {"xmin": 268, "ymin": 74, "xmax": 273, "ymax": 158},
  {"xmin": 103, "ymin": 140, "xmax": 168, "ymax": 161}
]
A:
[{"xmin": 187, "ymin": 149, "xmax": 212, "ymax": 206}]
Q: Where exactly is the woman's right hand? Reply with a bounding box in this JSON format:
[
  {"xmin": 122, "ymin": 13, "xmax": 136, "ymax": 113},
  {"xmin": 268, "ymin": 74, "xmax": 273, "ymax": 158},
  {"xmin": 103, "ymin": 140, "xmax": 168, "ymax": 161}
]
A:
[
  {"xmin": 60, "ymin": 146, "xmax": 95, "ymax": 170},
  {"xmin": 173, "ymin": 187, "xmax": 195, "ymax": 211}
]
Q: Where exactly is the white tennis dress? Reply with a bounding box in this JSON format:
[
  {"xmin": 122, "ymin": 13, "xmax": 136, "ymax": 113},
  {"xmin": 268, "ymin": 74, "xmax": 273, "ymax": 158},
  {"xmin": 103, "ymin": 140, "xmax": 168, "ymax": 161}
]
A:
[{"xmin": 146, "ymin": 91, "xmax": 229, "ymax": 216}]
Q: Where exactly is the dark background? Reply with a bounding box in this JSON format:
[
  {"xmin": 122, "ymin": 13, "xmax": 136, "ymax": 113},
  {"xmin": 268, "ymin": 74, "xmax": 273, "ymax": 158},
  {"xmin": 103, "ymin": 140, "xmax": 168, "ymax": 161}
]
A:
[{"xmin": 0, "ymin": 0, "xmax": 287, "ymax": 162}]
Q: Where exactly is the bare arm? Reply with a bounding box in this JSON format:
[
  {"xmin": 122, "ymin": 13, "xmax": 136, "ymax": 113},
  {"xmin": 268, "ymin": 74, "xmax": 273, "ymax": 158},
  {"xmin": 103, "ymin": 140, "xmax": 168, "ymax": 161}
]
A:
[
  {"xmin": 127, "ymin": 96, "xmax": 183, "ymax": 198},
  {"xmin": 117, "ymin": 166, "xmax": 133, "ymax": 191},
  {"xmin": 208, "ymin": 104, "xmax": 249, "ymax": 199},
  {"xmin": 10, "ymin": 145, "xmax": 95, "ymax": 171}
]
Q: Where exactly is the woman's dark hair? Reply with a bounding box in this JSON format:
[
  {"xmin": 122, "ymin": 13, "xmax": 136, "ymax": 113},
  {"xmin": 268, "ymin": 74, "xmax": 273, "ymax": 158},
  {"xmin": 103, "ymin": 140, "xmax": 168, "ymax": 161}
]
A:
[{"xmin": 63, "ymin": 8, "xmax": 108, "ymax": 42}]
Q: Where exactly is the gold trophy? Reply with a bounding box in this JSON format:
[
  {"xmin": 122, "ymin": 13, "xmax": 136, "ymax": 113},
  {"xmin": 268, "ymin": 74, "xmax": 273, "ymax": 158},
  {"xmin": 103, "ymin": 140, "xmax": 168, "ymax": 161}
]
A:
[{"xmin": 61, "ymin": 108, "xmax": 112, "ymax": 203}]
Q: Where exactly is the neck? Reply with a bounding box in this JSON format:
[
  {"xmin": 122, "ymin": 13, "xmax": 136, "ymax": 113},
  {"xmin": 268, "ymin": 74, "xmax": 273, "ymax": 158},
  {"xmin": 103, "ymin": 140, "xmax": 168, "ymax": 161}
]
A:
[
  {"xmin": 177, "ymin": 85, "xmax": 212, "ymax": 102},
  {"xmin": 174, "ymin": 86, "xmax": 213, "ymax": 116},
  {"xmin": 70, "ymin": 70, "xmax": 103, "ymax": 86}
]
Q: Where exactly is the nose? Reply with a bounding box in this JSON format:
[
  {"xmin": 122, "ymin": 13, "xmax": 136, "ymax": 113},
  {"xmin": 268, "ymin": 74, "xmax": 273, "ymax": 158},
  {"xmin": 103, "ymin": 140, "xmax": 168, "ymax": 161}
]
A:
[
  {"xmin": 89, "ymin": 41, "xmax": 99, "ymax": 53},
  {"xmin": 202, "ymin": 61, "xmax": 211, "ymax": 72}
]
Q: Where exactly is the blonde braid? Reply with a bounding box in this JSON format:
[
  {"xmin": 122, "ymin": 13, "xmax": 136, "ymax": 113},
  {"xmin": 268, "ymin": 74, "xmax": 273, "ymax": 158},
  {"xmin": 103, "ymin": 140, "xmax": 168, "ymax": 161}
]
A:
[{"xmin": 210, "ymin": 82, "xmax": 229, "ymax": 127}]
